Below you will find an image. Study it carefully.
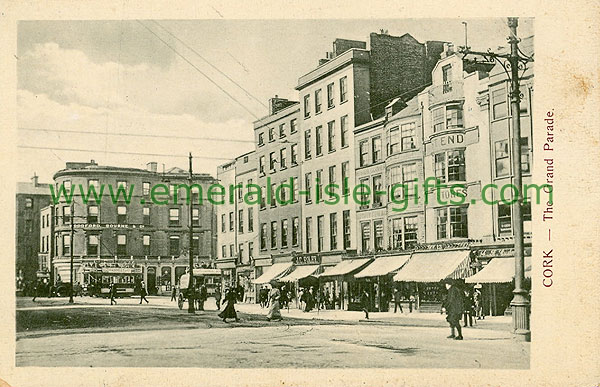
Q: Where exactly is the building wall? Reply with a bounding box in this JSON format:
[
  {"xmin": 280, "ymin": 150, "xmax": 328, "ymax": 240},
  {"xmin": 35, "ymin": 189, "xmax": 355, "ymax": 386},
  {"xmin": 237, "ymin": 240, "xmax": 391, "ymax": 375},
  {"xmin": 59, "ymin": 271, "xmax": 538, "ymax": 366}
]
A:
[
  {"xmin": 253, "ymin": 105, "xmax": 302, "ymax": 262},
  {"xmin": 15, "ymin": 178, "xmax": 51, "ymax": 283},
  {"xmin": 39, "ymin": 205, "xmax": 54, "ymax": 280},
  {"xmin": 234, "ymin": 152, "xmax": 259, "ymax": 265},
  {"xmin": 354, "ymin": 119, "xmax": 386, "ymax": 253},
  {"xmin": 298, "ymin": 54, "xmax": 369, "ymax": 257},
  {"xmin": 384, "ymin": 108, "xmax": 427, "ymax": 251},
  {"xmin": 50, "ymin": 162, "xmax": 217, "ymax": 287},
  {"xmin": 216, "ymin": 162, "xmax": 236, "ymax": 263},
  {"xmin": 369, "ymin": 33, "xmax": 443, "ymax": 118}
]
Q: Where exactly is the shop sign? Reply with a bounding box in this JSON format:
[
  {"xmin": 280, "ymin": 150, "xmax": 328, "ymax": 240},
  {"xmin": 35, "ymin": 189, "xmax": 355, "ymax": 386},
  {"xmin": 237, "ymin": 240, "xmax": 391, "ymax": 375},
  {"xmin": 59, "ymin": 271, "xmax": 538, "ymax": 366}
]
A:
[
  {"xmin": 293, "ymin": 254, "xmax": 321, "ymax": 265},
  {"xmin": 427, "ymin": 127, "xmax": 479, "ymax": 155},
  {"xmin": 74, "ymin": 223, "xmax": 146, "ymax": 230},
  {"xmin": 427, "ymin": 186, "xmax": 468, "ymax": 204},
  {"xmin": 474, "ymin": 247, "xmax": 532, "ymax": 258},
  {"xmin": 431, "ymin": 133, "xmax": 465, "ymax": 150}
]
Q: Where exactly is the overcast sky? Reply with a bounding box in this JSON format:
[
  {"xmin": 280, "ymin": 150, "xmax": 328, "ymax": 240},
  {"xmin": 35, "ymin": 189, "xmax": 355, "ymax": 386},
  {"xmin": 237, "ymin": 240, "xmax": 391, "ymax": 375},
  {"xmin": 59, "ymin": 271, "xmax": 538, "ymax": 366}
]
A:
[{"xmin": 16, "ymin": 18, "xmax": 533, "ymax": 184}]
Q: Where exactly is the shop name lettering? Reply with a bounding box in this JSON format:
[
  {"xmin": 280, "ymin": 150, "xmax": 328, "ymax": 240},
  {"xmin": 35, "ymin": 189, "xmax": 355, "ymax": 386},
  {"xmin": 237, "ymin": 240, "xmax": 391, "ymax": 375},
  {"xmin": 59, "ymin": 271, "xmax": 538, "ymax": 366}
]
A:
[
  {"xmin": 431, "ymin": 133, "xmax": 464, "ymax": 148},
  {"xmin": 74, "ymin": 223, "xmax": 146, "ymax": 229},
  {"xmin": 542, "ymin": 110, "xmax": 554, "ymax": 288},
  {"xmin": 294, "ymin": 255, "xmax": 320, "ymax": 265}
]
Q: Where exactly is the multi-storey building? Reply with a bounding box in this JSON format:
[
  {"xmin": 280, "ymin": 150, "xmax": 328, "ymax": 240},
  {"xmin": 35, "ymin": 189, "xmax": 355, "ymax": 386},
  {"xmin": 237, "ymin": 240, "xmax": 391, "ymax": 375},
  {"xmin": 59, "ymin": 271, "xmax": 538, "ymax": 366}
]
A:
[
  {"xmin": 251, "ymin": 99, "xmax": 303, "ymax": 292},
  {"xmin": 50, "ymin": 160, "xmax": 217, "ymax": 295},
  {"xmin": 233, "ymin": 151, "xmax": 258, "ymax": 301},
  {"xmin": 349, "ymin": 40, "xmax": 534, "ymax": 314},
  {"xmin": 16, "ymin": 174, "xmax": 52, "ymax": 291},
  {"xmin": 289, "ymin": 33, "xmax": 445, "ymax": 309},
  {"xmin": 215, "ymin": 159, "xmax": 237, "ymax": 286},
  {"xmin": 38, "ymin": 205, "xmax": 55, "ymax": 283},
  {"xmin": 215, "ymin": 150, "xmax": 259, "ymax": 300}
]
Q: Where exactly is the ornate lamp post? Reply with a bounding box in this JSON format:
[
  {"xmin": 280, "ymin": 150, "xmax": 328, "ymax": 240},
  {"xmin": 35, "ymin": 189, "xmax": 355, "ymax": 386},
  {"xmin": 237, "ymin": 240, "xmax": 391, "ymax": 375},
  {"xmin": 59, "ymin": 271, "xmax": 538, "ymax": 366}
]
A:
[{"xmin": 459, "ymin": 17, "xmax": 533, "ymax": 341}]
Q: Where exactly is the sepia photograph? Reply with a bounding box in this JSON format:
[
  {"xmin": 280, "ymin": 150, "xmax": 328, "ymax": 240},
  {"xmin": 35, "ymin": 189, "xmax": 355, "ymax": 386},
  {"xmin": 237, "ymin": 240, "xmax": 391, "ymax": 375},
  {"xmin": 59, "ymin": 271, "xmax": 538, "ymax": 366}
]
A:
[{"xmin": 11, "ymin": 17, "xmax": 543, "ymax": 370}]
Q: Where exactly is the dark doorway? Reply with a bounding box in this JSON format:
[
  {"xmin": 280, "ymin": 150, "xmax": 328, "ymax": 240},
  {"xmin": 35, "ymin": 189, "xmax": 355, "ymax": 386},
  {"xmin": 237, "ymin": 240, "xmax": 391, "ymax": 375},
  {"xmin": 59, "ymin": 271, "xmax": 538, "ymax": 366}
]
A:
[{"xmin": 147, "ymin": 266, "xmax": 157, "ymax": 295}]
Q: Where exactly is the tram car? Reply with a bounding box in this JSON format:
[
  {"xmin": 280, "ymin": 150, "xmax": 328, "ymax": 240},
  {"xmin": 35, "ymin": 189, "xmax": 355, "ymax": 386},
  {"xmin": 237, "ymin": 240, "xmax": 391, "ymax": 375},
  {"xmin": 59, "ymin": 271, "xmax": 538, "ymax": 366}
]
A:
[{"xmin": 177, "ymin": 268, "xmax": 221, "ymax": 309}]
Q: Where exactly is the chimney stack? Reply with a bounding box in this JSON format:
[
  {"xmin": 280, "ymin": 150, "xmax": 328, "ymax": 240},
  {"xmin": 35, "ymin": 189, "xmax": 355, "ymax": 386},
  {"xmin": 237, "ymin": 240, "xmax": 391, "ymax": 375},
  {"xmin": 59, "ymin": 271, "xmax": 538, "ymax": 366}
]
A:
[
  {"xmin": 31, "ymin": 173, "xmax": 39, "ymax": 187},
  {"xmin": 147, "ymin": 162, "xmax": 158, "ymax": 172}
]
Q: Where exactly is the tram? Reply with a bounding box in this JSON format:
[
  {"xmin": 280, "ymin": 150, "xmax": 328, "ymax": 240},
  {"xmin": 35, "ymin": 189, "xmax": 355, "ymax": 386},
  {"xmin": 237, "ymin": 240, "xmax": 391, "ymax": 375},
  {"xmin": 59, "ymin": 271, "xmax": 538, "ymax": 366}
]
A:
[
  {"xmin": 177, "ymin": 268, "xmax": 221, "ymax": 309},
  {"xmin": 85, "ymin": 263, "xmax": 143, "ymax": 298}
]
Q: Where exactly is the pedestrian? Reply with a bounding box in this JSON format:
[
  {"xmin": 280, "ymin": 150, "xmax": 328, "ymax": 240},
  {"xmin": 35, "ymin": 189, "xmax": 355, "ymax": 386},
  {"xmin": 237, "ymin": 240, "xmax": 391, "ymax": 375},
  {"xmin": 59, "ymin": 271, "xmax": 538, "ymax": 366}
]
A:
[
  {"xmin": 259, "ymin": 286, "xmax": 267, "ymax": 308},
  {"xmin": 139, "ymin": 281, "xmax": 149, "ymax": 304},
  {"xmin": 474, "ymin": 286, "xmax": 484, "ymax": 320},
  {"xmin": 323, "ymin": 289, "xmax": 330, "ymax": 310},
  {"xmin": 393, "ymin": 286, "xmax": 404, "ymax": 313},
  {"xmin": 31, "ymin": 279, "xmax": 40, "ymax": 302},
  {"xmin": 266, "ymin": 282, "xmax": 282, "ymax": 321},
  {"xmin": 442, "ymin": 279, "xmax": 464, "ymax": 340},
  {"xmin": 170, "ymin": 285, "xmax": 177, "ymax": 302},
  {"xmin": 198, "ymin": 283, "xmax": 207, "ymax": 311},
  {"xmin": 360, "ymin": 289, "xmax": 370, "ymax": 319},
  {"xmin": 214, "ymin": 286, "xmax": 222, "ymax": 310},
  {"xmin": 463, "ymin": 289, "xmax": 475, "ymax": 327},
  {"xmin": 110, "ymin": 282, "xmax": 118, "ymax": 305},
  {"xmin": 218, "ymin": 288, "xmax": 239, "ymax": 322},
  {"xmin": 408, "ymin": 293, "xmax": 415, "ymax": 313}
]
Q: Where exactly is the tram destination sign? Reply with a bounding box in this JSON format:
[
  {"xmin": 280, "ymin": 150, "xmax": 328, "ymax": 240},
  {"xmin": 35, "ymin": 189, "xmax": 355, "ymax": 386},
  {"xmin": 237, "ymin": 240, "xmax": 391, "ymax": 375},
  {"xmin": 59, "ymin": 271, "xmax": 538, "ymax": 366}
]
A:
[{"xmin": 99, "ymin": 267, "xmax": 143, "ymax": 274}]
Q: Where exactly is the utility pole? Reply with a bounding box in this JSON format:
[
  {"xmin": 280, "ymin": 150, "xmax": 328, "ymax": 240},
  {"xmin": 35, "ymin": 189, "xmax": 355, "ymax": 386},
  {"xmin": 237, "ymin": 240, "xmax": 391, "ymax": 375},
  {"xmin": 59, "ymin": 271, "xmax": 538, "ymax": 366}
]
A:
[
  {"xmin": 459, "ymin": 17, "xmax": 532, "ymax": 341},
  {"xmin": 69, "ymin": 202, "xmax": 74, "ymax": 304},
  {"xmin": 187, "ymin": 152, "xmax": 196, "ymax": 314}
]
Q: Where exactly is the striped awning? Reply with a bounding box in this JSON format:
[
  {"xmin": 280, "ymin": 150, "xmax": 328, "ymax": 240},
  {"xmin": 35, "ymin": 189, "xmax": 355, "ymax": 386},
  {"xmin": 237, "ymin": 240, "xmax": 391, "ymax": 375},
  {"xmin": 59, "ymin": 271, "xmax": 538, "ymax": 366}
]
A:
[
  {"xmin": 354, "ymin": 254, "xmax": 412, "ymax": 278},
  {"xmin": 252, "ymin": 262, "xmax": 294, "ymax": 284},
  {"xmin": 319, "ymin": 258, "xmax": 372, "ymax": 277},
  {"xmin": 393, "ymin": 250, "xmax": 472, "ymax": 282},
  {"xmin": 466, "ymin": 257, "xmax": 532, "ymax": 283},
  {"xmin": 278, "ymin": 265, "xmax": 320, "ymax": 282}
]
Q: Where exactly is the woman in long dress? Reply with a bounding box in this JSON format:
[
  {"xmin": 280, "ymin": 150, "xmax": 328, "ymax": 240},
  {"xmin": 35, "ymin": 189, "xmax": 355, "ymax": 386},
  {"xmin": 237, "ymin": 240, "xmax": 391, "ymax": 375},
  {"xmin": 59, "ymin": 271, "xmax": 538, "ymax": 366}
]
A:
[
  {"xmin": 266, "ymin": 285, "xmax": 282, "ymax": 321},
  {"xmin": 218, "ymin": 288, "xmax": 239, "ymax": 322}
]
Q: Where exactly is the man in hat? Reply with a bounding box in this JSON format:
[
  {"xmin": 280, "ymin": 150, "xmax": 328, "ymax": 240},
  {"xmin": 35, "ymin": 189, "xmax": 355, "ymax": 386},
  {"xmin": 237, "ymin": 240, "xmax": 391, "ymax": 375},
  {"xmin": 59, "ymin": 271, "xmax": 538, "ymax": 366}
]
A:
[{"xmin": 442, "ymin": 279, "xmax": 464, "ymax": 340}]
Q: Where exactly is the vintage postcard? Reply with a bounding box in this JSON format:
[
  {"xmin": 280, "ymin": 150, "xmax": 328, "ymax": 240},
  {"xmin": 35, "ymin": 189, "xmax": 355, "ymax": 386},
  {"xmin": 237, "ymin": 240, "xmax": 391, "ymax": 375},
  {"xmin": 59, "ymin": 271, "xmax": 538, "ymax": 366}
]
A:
[{"xmin": 0, "ymin": 1, "xmax": 598, "ymax": 386}]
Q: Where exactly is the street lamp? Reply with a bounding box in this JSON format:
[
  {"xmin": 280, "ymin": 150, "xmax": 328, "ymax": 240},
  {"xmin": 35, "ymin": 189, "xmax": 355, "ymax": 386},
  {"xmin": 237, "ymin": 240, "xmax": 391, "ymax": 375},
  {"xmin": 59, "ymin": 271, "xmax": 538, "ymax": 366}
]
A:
[{"xmin": 459, "ymin": 17, "xmax": 533, "ymax": 341}]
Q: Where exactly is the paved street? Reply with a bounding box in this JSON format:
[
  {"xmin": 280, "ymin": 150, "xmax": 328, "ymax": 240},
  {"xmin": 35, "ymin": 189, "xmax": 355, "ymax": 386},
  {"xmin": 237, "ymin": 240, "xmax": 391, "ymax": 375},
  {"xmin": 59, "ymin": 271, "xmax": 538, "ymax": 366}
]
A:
[{"xmin": 16, "ymin": 296, "xmax": 529, "ymax": 368}]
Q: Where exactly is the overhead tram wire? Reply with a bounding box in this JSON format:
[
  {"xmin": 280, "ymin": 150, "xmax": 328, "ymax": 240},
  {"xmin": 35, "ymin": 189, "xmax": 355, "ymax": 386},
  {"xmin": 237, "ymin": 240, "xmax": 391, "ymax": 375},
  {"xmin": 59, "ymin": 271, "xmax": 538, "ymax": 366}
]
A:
[
  {"xmin": 18, "ymin": 127, "xmax": 255, "ymax": 144},
  {"xmin": 150, "ymin": 20, "xmax": 268, "ymax": 109},
  {"xmin": 136, "ymin": 20, "xmax": 264, "ymax": 123},
  {"xmin": 16, "ymin": 145, "xmax": 236, "ymax": 161}
]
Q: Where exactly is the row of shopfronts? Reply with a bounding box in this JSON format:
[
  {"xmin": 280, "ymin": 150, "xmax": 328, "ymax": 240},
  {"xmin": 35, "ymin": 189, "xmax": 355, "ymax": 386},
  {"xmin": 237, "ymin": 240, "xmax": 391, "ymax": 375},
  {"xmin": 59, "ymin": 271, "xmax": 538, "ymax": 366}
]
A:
[
  {"xmin": 228, "ymin": 243, "xmax": 531, "ymax": 315},
  {"xmin": 51, "ymin": 257, "xmax": 220, "ymax": 297}
]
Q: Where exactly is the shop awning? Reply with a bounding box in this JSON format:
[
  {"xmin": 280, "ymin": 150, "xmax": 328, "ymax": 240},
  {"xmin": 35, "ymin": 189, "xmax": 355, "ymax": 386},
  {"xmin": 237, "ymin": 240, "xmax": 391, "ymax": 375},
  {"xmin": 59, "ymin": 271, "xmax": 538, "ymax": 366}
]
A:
[
  {"xmin": 354, "ymin": 254, "xmax": 412, "ymax": 278},
  {"xmin": 252, "ymin": 262, "xmax": 293, "ymax": 284},
  {"xmin": 319, "ymin": 258, "xmax": 372, "ymax": 277},
  {"xmin": 466, "ymin": 257, "xmax": 532, "ymax": 283},
  {"xmin": 278, "ymin": 265, "xmax": 320, "ymax": 282},
  {"xmin": 393, "ymin": 250, "xmax": 472, "ymax": 282}
]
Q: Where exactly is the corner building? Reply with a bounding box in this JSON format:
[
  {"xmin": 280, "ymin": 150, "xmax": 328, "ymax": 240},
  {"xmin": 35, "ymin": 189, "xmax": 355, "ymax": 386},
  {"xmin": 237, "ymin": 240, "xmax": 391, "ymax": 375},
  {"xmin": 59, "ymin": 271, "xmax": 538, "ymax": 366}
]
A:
[{"xmin": 51, "ymin": 160, "xmax": 217, "ymax": 295}]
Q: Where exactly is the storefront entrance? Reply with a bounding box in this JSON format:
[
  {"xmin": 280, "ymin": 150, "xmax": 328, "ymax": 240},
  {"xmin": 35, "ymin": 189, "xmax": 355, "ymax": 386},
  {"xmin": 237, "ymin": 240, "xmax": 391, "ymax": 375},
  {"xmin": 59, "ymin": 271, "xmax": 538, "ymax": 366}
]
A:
[{"xmin": 146, "ymin": 266, "xmax": 157, "ymax": 295}]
